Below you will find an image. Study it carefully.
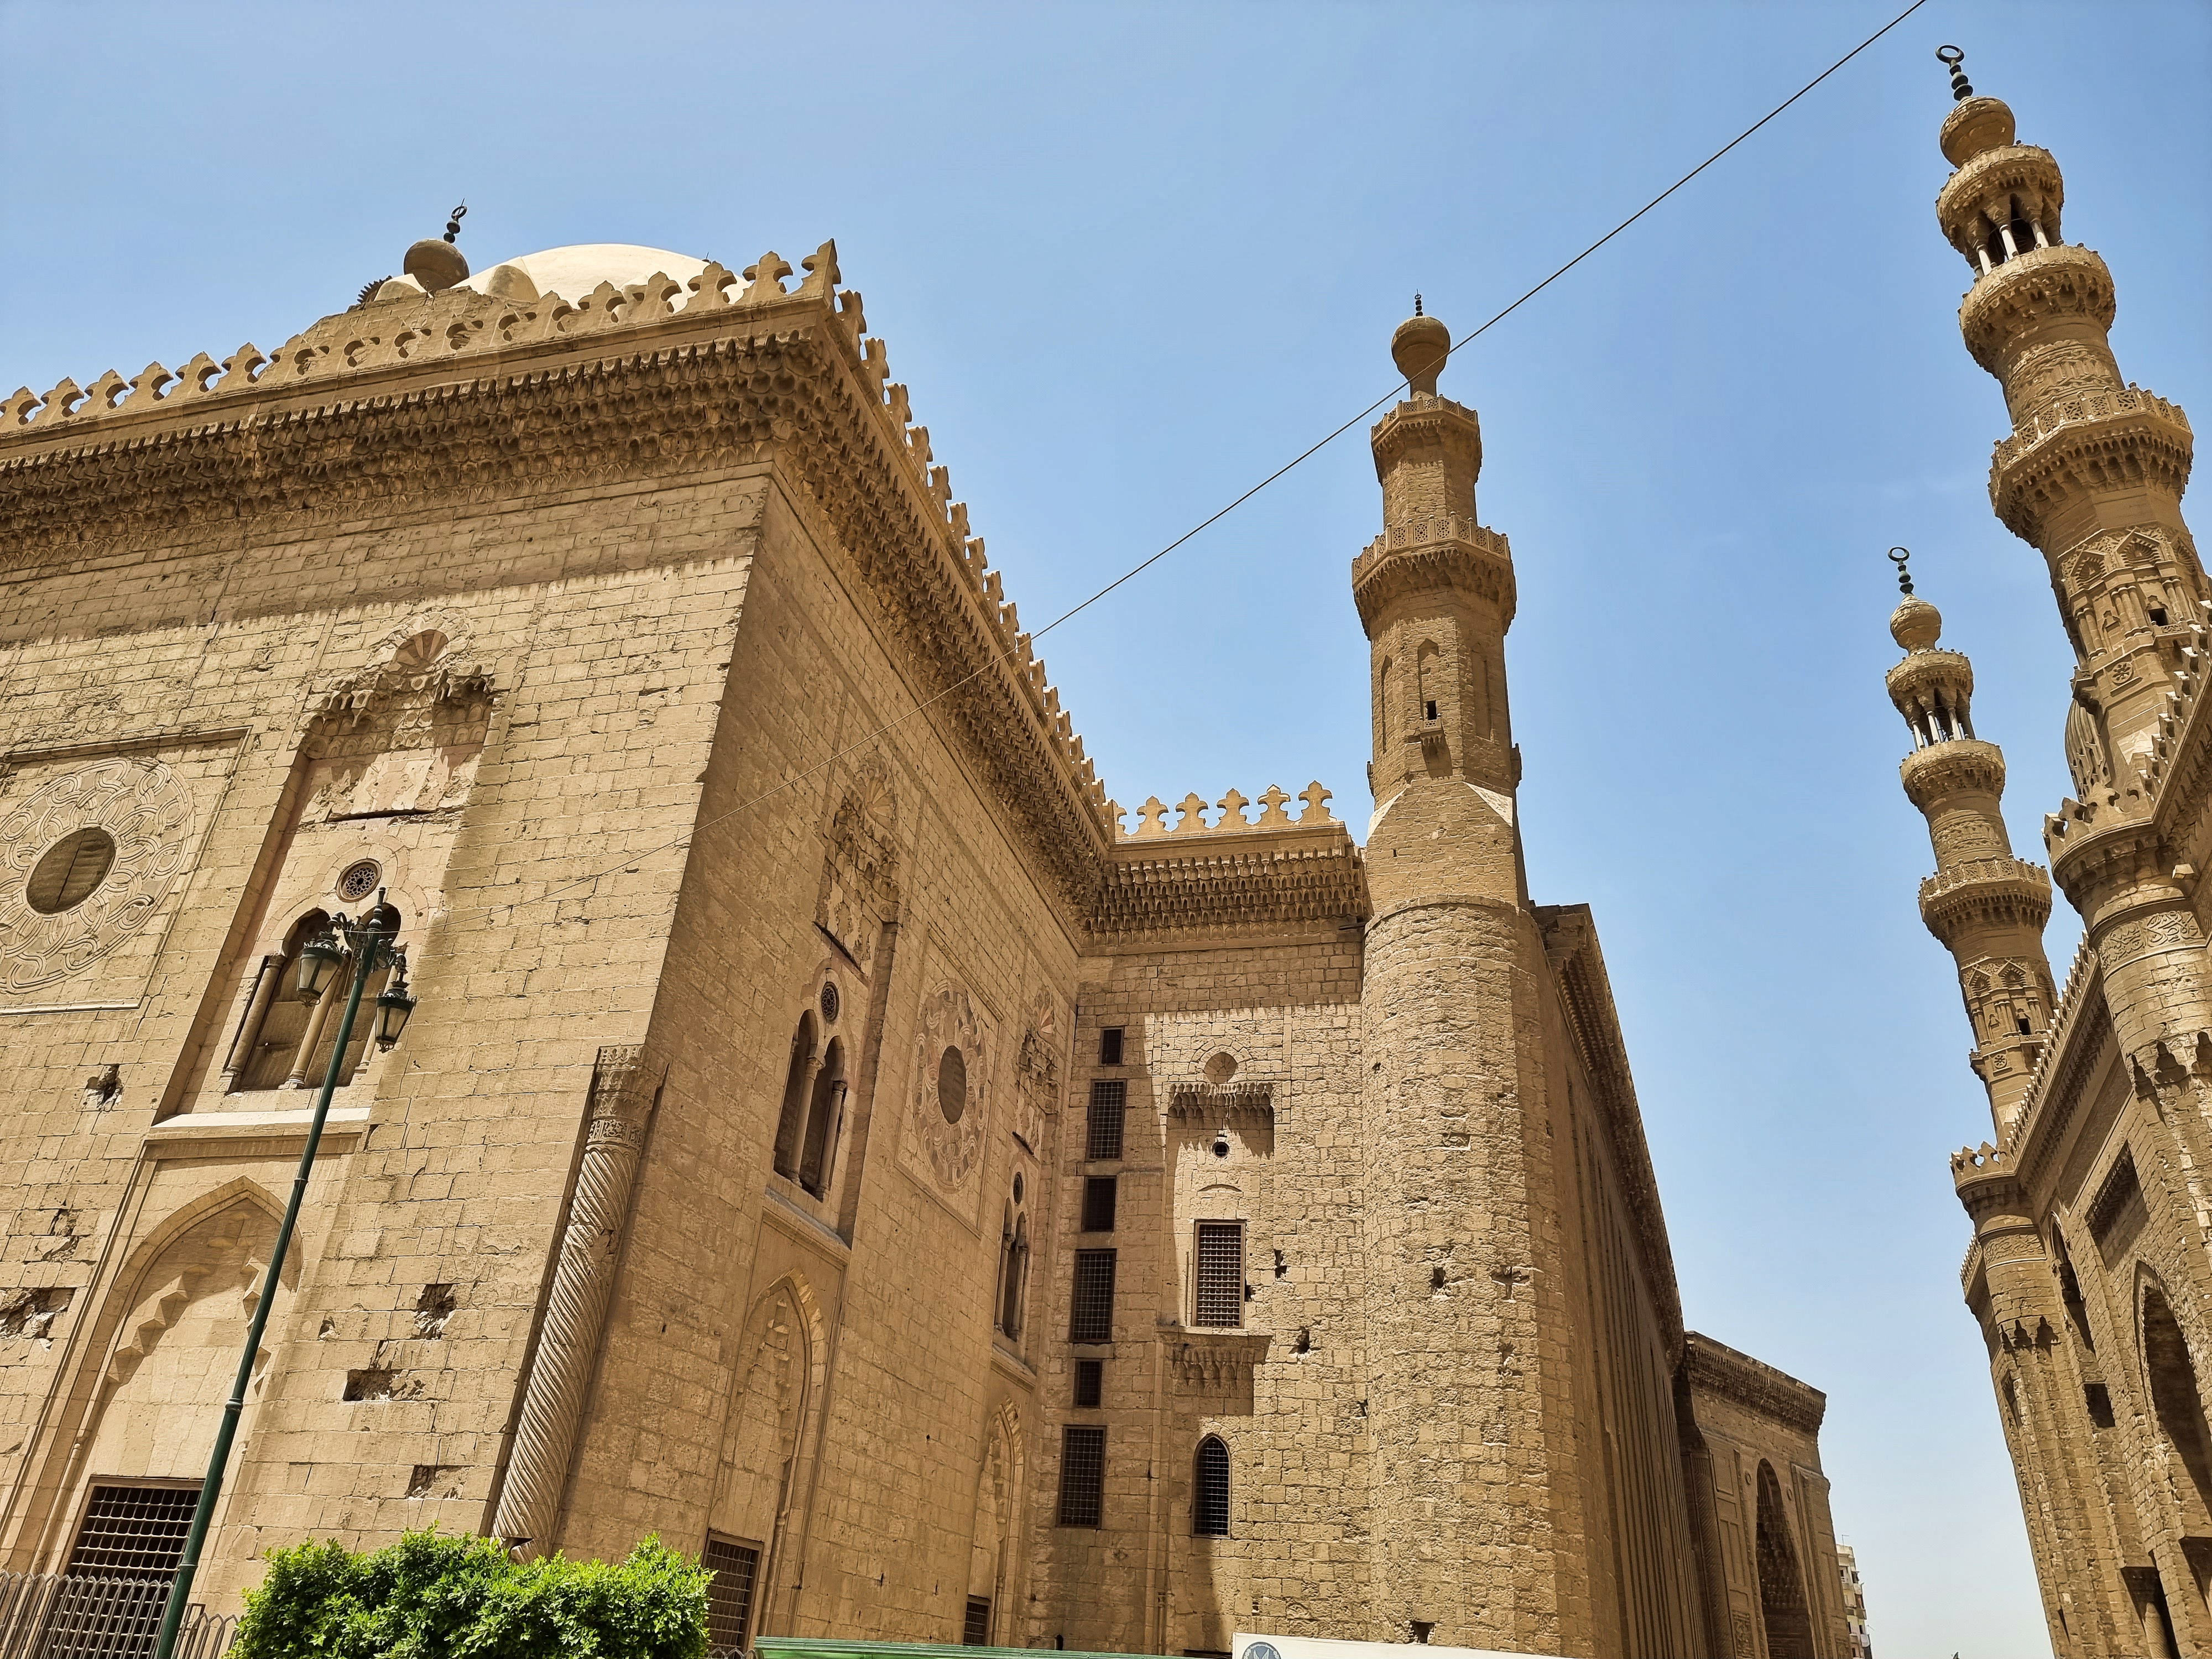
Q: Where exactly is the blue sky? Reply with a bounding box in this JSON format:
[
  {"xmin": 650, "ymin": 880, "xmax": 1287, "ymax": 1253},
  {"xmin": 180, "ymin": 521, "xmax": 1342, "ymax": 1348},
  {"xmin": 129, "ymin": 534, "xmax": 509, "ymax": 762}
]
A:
[{"xmin": 5, "ymin": 2, "xmax": 2208, "ymax": 1652}]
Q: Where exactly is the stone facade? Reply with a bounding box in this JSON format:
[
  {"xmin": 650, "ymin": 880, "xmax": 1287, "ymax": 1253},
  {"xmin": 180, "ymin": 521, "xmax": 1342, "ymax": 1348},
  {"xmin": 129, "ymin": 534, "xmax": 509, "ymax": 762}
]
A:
[
  {"xmin": 1891, "ymin": 56, "xmax": 2212, "ymax": 1659},
  {"xmin": 0, "ymin": 229, "xmax": 1838, "ymax": 1655}
]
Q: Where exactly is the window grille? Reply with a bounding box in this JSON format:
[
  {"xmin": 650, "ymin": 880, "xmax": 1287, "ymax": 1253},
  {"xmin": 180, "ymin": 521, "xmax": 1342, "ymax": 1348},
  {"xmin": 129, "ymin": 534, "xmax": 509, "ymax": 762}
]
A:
[
  {"xmin": 65, "ymin": 1484, "xmax": 199, "ymax": 1578},
  {"xmin": 1082, "ymin": 1176, "xmax": 1118, "ymax": 1233},
  {"xmin": 1099, "ymin": 1026, "xmax": 1124, "ymax": 1066},
  {"xmin": 1086, "ymin": 1080, "xmax": 1126, "ymax": 1161},
  {"xmin": 1193, "ymin": 1436, "xmax": 1231, "ymax": 1535},
  {"xmin": 1193, "ymin": 1222, "xmax": 1244, "ymax": 1328},
  {"xmin": 1070, "ymin": 1250, "xmax": 1116, "ymax": 1343},
  {"xmin": 1074, "ymin": 1359, "xmax": 1104, "ymax": 1408},
  {"xmin": 703, "ymin": 1536, "xmax": 760, "ymax": 1650},
  {"xmin": 963, "ymin": 1596, "xmax": 993, "ymax": 1645},
  {"xmin": 1057, "ymin": 1425, "xmax": 1107, "ymax": 1526}
]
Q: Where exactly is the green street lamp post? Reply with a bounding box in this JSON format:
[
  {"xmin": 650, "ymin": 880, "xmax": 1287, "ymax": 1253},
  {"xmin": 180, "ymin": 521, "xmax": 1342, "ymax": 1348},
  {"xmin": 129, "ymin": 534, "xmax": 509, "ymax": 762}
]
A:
[{"xmin": 152, "ymin": 892, "xmax": 416, "ymax": 1659}]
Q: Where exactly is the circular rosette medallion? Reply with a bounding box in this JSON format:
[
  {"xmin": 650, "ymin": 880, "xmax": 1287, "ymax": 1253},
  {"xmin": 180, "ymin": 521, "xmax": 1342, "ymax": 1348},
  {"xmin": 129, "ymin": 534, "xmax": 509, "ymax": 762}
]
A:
[
  {"xmin": 0, "ymin": 758, "xmax": 194, "ymax": 993},
  {"xmin": 911, "ymin": 981, "xmax": 988, "ymax": 1192}
]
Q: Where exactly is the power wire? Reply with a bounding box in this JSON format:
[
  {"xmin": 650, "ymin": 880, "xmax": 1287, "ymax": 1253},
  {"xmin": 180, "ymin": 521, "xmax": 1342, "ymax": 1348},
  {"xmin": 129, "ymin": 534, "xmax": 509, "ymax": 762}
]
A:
[{"xmin": 466, "ymin": 0, "xmax": 1929, "ymax": 924}]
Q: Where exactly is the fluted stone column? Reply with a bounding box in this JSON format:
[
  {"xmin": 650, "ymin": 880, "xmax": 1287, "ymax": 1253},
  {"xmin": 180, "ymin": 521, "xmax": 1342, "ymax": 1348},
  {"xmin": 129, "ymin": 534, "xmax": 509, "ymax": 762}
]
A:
[{"xmin": 493, "ymin": 1043, "xmax": 657, "ymax": 1553}]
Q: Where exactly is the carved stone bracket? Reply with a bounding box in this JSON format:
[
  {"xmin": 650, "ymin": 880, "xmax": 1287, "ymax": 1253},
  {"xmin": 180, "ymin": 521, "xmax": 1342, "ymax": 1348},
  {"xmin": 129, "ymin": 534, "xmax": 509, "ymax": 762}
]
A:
[
  {"xmin": 492, "ymin": 1043, "xmax": 657, "ymax": 1554},
  {"xmin": 1167, "ymin": 1332, "xmax": 1270, "ymax": 1391},
  {"xmin": 1165, "ymin": 1081, "xmax": 1275, "ymax": 1125}
]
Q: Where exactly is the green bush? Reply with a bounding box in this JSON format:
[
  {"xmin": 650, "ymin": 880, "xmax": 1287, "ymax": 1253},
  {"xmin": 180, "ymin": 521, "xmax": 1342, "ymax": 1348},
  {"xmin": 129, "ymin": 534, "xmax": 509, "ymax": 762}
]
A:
[{"xmin": 232, "ymin": 1527, "xmax": 709, "ymax": 1659}]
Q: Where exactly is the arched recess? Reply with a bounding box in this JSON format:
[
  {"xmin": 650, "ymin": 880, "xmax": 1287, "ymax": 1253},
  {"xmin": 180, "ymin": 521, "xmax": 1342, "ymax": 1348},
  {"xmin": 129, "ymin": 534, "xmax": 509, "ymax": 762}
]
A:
[
  {"xmin": 2141, "ymin": 1279, "xmax": 2212, "ymax": 1531},
  {"xmin": 771, "ymin": 1013, "xmax": 818, "ymax": 1182},
  {"xmin": 709, "ymin": 1274, "xmax": 828, "ymax": 1641},
  {"xmin": 1754, "ymin": 1459, "xmax": 1815, "ymax": 1659},
  {"xmin": 6, "ymin": 1180, "xmax": 294, "ymax": 1571},
  {"xmin": 966, "ymin": 1401, "xmax": 1024, "ymax": 1643}
]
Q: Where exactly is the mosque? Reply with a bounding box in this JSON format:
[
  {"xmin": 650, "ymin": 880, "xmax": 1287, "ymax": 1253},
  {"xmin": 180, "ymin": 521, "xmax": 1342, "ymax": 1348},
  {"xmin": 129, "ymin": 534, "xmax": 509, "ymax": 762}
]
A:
[{"xmin": 0, "ymin": 63, "xmax": 1895, "ymax": 1659}]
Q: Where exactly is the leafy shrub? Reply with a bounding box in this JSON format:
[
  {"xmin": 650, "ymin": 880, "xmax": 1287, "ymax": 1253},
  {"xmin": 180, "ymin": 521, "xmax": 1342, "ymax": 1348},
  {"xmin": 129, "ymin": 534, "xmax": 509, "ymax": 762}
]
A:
[{"xmin": 232, "ymin": 1527, "xmax": 708, "ymax": 1659}]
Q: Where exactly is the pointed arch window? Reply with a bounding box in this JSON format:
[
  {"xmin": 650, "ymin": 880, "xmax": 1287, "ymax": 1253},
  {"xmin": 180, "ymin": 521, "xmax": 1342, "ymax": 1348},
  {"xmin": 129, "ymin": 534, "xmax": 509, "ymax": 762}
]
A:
[
  {"xmin": 773, "ymin": 1012, "xmax": 818, "ymax": 1182},
  {"xmin": 798, "ymin": 1037, "xmax": 845, "ymax": 1196},
  {"xmin": 1193, "ymin": 1436, "xmax": 1230, "ymax": 1536},
  {"xmin": 226, "ymin": 909, "xmax": 395, "ymax": 1093}
]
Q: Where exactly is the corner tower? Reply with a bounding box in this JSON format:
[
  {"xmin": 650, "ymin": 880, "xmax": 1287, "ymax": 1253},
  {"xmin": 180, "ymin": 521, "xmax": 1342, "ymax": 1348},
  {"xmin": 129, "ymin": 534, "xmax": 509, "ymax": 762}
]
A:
[
  {"xmin": 1882, "ymin": 559, "xmax": 2055, "ymax": 1135},
  {"xmin": 1352, "ymin": 310, "xmax": 1573, "ymax": 1648}
]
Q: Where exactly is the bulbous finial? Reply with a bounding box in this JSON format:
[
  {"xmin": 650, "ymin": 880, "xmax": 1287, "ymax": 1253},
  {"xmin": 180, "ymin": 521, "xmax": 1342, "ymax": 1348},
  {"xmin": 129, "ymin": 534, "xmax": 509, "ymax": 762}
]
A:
[
  {"xmin": 404, "ymin": 202, "xmax": 470, "ymax": 293},
  {"xmin": 1392, "ymin": 304, "xmax": 1450, "ymax": 397},
  {"xmin": 1935, "ymin": 49, "xmax": 2016, "ymax": 165},
  {"xmin": 1888, "ymin": 547, "xmax": 1944, "ymax": 650}
]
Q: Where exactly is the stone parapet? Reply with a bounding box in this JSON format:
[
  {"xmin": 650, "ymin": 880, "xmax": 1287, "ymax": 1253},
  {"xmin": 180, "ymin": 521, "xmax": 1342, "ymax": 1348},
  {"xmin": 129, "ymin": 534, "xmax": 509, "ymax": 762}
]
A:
[
  {"xmin": 1349, "ymin": 515, "xmax": 1515, "ymax": 633},
  {"xmin": 1916, "ymin": 855, "xmax": 2053, "ymax": 942},
  {"xmin": 1957, "ymin": 241, "xmax": 2112, "ymax": 373},
  {"xmin": 1989, "ymin": 385, "xmax": 2194, "ymax": 546}
]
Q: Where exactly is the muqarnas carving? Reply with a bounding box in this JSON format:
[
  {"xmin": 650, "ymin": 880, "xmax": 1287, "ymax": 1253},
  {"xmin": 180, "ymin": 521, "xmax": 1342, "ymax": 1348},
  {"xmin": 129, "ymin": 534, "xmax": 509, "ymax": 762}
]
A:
[{"xmin": 0, "ymin": 758, "xmax": 193, "ymax": 993}]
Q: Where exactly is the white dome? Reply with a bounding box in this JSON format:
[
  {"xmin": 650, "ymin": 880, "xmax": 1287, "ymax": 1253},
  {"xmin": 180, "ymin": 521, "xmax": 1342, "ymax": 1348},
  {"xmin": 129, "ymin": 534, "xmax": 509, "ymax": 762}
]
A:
[{"xmin": 460, "ymin": 243, "xmax": 708, "ymax": 302}]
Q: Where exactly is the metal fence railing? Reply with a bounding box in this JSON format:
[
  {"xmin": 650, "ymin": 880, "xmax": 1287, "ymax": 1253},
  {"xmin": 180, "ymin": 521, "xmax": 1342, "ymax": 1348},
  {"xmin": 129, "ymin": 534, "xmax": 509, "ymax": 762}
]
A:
[{"xmin": 0, "ymin": 1572, "xmax": 238, "ymax": 1659}]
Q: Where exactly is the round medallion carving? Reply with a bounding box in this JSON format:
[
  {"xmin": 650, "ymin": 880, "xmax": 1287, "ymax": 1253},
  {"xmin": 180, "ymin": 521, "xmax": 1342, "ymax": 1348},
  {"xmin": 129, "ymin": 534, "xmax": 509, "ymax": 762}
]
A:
[
  {"xmin": 820, "ymin": 981, "xmax": 841, "ymax": 1024},
  {"xmin": 0, "ymin": 759, "xmax": 194, "ymax": 992},
  {"xmin": 910, "ymin": 982, "xmax": 987, "ymax": 1193},
  {"xmin": 337, "ymin": 858, "xmax": 383, "ymax": 902}
]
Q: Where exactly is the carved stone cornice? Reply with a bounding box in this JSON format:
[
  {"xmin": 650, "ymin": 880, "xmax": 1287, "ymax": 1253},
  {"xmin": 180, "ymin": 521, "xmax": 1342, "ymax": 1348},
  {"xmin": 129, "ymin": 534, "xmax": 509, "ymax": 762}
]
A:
[
  {"xmin": 1957, "ymin": 243, "xmax": 2114, "ymax": 375},
  {"xmin": 1885, "ymin": 649, "xmax": 1974, "ymax": 718},
  {"xmin": 1989, "ymin": 387, "xmax": 2193, "ymax": 546},
  {"xmin": 1681, "ymin": 1331, "xmax": 1824, "ymax": 1436},
  {"xmin": 1164, "ymin": 1081, "xmax": 1274, "ymax": 1124},
  {"xmin": 1899, "ymin": 738, "xmax": 2005, "ymax": 809},
  {"xmin": 1368, "ymin": 395, "xmax": 1481, "ymax": 481},
  {"xmin": 2047, "ymin": 808, "xmax": 2170, "ymax": 920},
  {"xmin": 1536, "ymin": 903, "xmax": 1683, "ymax": 1358},
  {"xmin": 0, "ymin": 257, "xmax": 1119, "ymax": 916},
  {"xmin": 1089, "ymin": 825, "xmax": 1368, "ymax": 945},
  {"xmin": 1350, "ymin": 519, "xmax": 1516, "ymax": 633},
  {"xmin": 1917, "ymin": 857, "xmax": 2053, "ymax": 944},
  {"xmin": 1166, "ymin": 1331, "xmax": 1270, "ymax": 1390}
]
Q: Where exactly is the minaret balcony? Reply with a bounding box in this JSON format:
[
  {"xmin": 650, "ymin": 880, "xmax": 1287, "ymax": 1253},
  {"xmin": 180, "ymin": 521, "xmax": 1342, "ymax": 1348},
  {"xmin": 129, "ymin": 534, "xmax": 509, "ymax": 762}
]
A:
[
  {"xmin": 1988, "ymin": 387, "xmax": 2194, "ymax": 545},
  {"xmin": 1958, "ymin": 242, "xmax": 2114, "ymax": 373},
  {"xmin": 1918, "ymin": 855, "xmax": 2054, "ymax": 942},
  {"xmin": 1937, "ymin": 143, "xmax": 2066, "ymax": 266},
  {"xmin": 1900, "ymin": 738, "xmax": 2006, "ymax": 810},
  {"xmin": 1350, "ymin": 518, "xmax": 1515, "ymax": 632}
]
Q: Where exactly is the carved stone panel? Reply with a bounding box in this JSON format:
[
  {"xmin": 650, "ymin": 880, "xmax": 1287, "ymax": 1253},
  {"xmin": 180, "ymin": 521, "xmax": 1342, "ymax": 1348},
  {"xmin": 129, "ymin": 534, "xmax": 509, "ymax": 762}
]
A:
[{"xmin": 900, "ymin": 964, "xmax": 995, "ymax": 1223}]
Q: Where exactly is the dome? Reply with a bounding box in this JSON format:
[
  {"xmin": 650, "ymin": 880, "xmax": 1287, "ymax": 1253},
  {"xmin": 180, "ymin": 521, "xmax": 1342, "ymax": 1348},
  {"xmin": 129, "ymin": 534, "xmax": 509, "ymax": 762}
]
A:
[
  {"xmin": 1890, "ymin": 594, "xmax": 1943, "ymax": 652},
  {"xmin": 458, "ymin": 244, "xmax": 709, "ymax": 304}
]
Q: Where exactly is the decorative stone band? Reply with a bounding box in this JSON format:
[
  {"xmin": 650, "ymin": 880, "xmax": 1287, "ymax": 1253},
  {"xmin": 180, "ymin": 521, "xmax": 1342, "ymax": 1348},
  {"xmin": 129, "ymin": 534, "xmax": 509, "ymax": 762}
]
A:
[
  {"xmin": 1164, "ymin": 1081, "xmax": 1274, "ymax": 1124},
  {"xmin": 1117, "ymin": 782, "xmax": 1335, "ymax": 840},
  {"xmin": 1089, "ymin": 834, "xmax": 1367, "ymax": 943},
  {"xmin": 1349, "ymin": 518, "xmax": 1515, "ymax": 632},
  {"xmin": 1681, "ymin": 1331, "xmax": 1825, "ymax": 1436},
  {"xmin": 1956, "ymin": 243, "xmax": 2115, "ymax": 373},
  {"xmin": 492, "ymin": 1043, "xmax": 658, "ymax": 1556},
  {"xmin": 1917, "ymin": 857, "xmax": 2053, "ymax": 943},
  {"xmin": 1988, "ymin": 390, "xmax": 2194, "ymax": 546},
  {"xmin": 1898, "ymin": 736, "xmax": 2005, "ymax": 808}
]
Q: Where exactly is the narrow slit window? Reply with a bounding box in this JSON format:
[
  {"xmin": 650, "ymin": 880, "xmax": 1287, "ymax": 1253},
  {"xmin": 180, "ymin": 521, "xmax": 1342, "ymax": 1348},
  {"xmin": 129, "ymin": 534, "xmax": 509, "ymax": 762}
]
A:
[
  {"xmin": 1087, "ymin": 1079, "xmax": 1127, "ymax": 1161},
  {"xmin": 1098, "ymin": 1026, "xmax": 1125, "ymax": 1066},
  {"xmin": 1082, "ymin": 1176, "xmax": 1118, "ymax": 1233},
  {"xmin": 1058, "ymin": 1425, "xmax": 1107, "ymax": 1527},
  {"xmin": 1074, "ymin": 1358, "xmax": 1104, "ymax": 1408},
  {"xmin": 1193, "ymin": 1435, "xmax": 1231, "ymax": 1536},
  {"xmin": 1070, "ymin": 1249, "xmax": 1117, "ymax": 1344},
  {"xmin": 1194, "ymin": 1222, "xmax": 1244, "ymax": 1328}
]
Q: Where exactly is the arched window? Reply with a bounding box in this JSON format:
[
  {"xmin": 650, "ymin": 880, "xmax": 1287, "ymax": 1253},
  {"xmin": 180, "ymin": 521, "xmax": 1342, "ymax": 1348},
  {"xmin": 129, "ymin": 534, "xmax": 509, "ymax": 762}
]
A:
[
  {"xmin": 773, "ymin": 1013, "xmax": 817, "ymax": 1182},
  {"xmin": 2143, "ymin": 1287, "xmax": 2212, "ymax": 1526},
  {"xmin": 999, "ymin": 1213, "xmax": 1030, "ymax": 1338},
  {"xmin": 1193, "ymin": 1435, "xmax": 1230, "ymax": 1536},
  {"xmin": 797, "ymin": 1037, "xmax": 844, "ymax": 1196},
  {"xmin": 231, "ymin": 906, "xmax": 400, "ymax": 1093}
]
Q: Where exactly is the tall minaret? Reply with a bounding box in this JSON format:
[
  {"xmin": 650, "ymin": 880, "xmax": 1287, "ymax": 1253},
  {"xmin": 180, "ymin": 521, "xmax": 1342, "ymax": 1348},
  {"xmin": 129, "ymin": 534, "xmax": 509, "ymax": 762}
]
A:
[
  {"xmin": 1935, "ymin": 51, "xmax": 2210, "ymax": 1132},
  {"xmin": 1353, "ymin": 309, "xmax": 1577, "ymax": 1649},
  {"xmin": 1934, "ymin": 48, "xmax": 2201, "ymax": 779},
  {"xmin": 1883, "ymin": 555, "xmax": 2056, "ymax": 1136}
]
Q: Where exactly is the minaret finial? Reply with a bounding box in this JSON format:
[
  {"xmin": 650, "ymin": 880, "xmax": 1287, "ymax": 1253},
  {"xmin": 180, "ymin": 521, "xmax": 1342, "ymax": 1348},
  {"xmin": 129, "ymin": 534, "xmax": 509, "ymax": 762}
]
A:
[
  {"xmin": 1413, "ymin": 292, "xmax": 1423, "ymax": 317},
  {"xmin": 1889, "ymin": 546, "xmax": 1914, "ymax": 596},
  {"xmin": 405, "ymin": 204, "xmax": 471, "ymax": 294},
  {"xmin": 1936, "ymin": 45, "xmax": 1973, "ymax": 103},
  {"xmin": 444, "ymin": 202, "xmax": 468, "ymax": 245}
]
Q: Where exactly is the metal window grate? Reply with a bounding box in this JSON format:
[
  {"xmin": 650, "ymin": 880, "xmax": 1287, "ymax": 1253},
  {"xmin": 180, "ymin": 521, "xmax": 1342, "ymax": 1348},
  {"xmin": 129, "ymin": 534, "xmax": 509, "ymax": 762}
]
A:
[
  {"xmin": 1086, "ymin": 1079, "xmax": 1126, "ymax": 1160},
  {"xmin": 1070, "ymin": 1249, "xmax": 1117, "ymax": 1344},
  {"xmin": 1073, "ymin": 1358, "xmax": 1104, "ymax": 1409},
  {"xmin": 702, "ymin": 1536, "xmax": 760, "ymax": 1651},
  {"xmin": 1194, "ymin": 1222, "xmax": 1244, "ymax": 1328},
  {"xmin": 66, "ymin": 1485, "xmax": 200, "ymax": 1579},
  {"xmin": 1193, "ymin": 1435, "xmax": 1231, "ymax": 1535},
  {"xmin": 1057, "ymin": 1425, "xmax": 1107, "ymax": 1527},
  {"xmin": 1082, "ymin": 1176, "xmax": 1118, "ymax": 1233},
  {"xmin": 963, "ymin": 1596, "xmax": 993, "ymax": 1645}
]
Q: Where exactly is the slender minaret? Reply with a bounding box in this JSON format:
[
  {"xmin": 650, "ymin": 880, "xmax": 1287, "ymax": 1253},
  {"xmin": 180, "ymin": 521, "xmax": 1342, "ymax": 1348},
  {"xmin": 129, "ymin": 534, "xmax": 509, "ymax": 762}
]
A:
[
  {"xmin": 1353, "ymin": 307, "xmax": 1578, "ymax": 1650},
  {"xmin": 1934, "ymin": 51, "xmax": 2210, "ymax": 1135},
  {"xmin": 1884, "ymin": 555, "xmax": 2056, "ymax": 1136}
]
